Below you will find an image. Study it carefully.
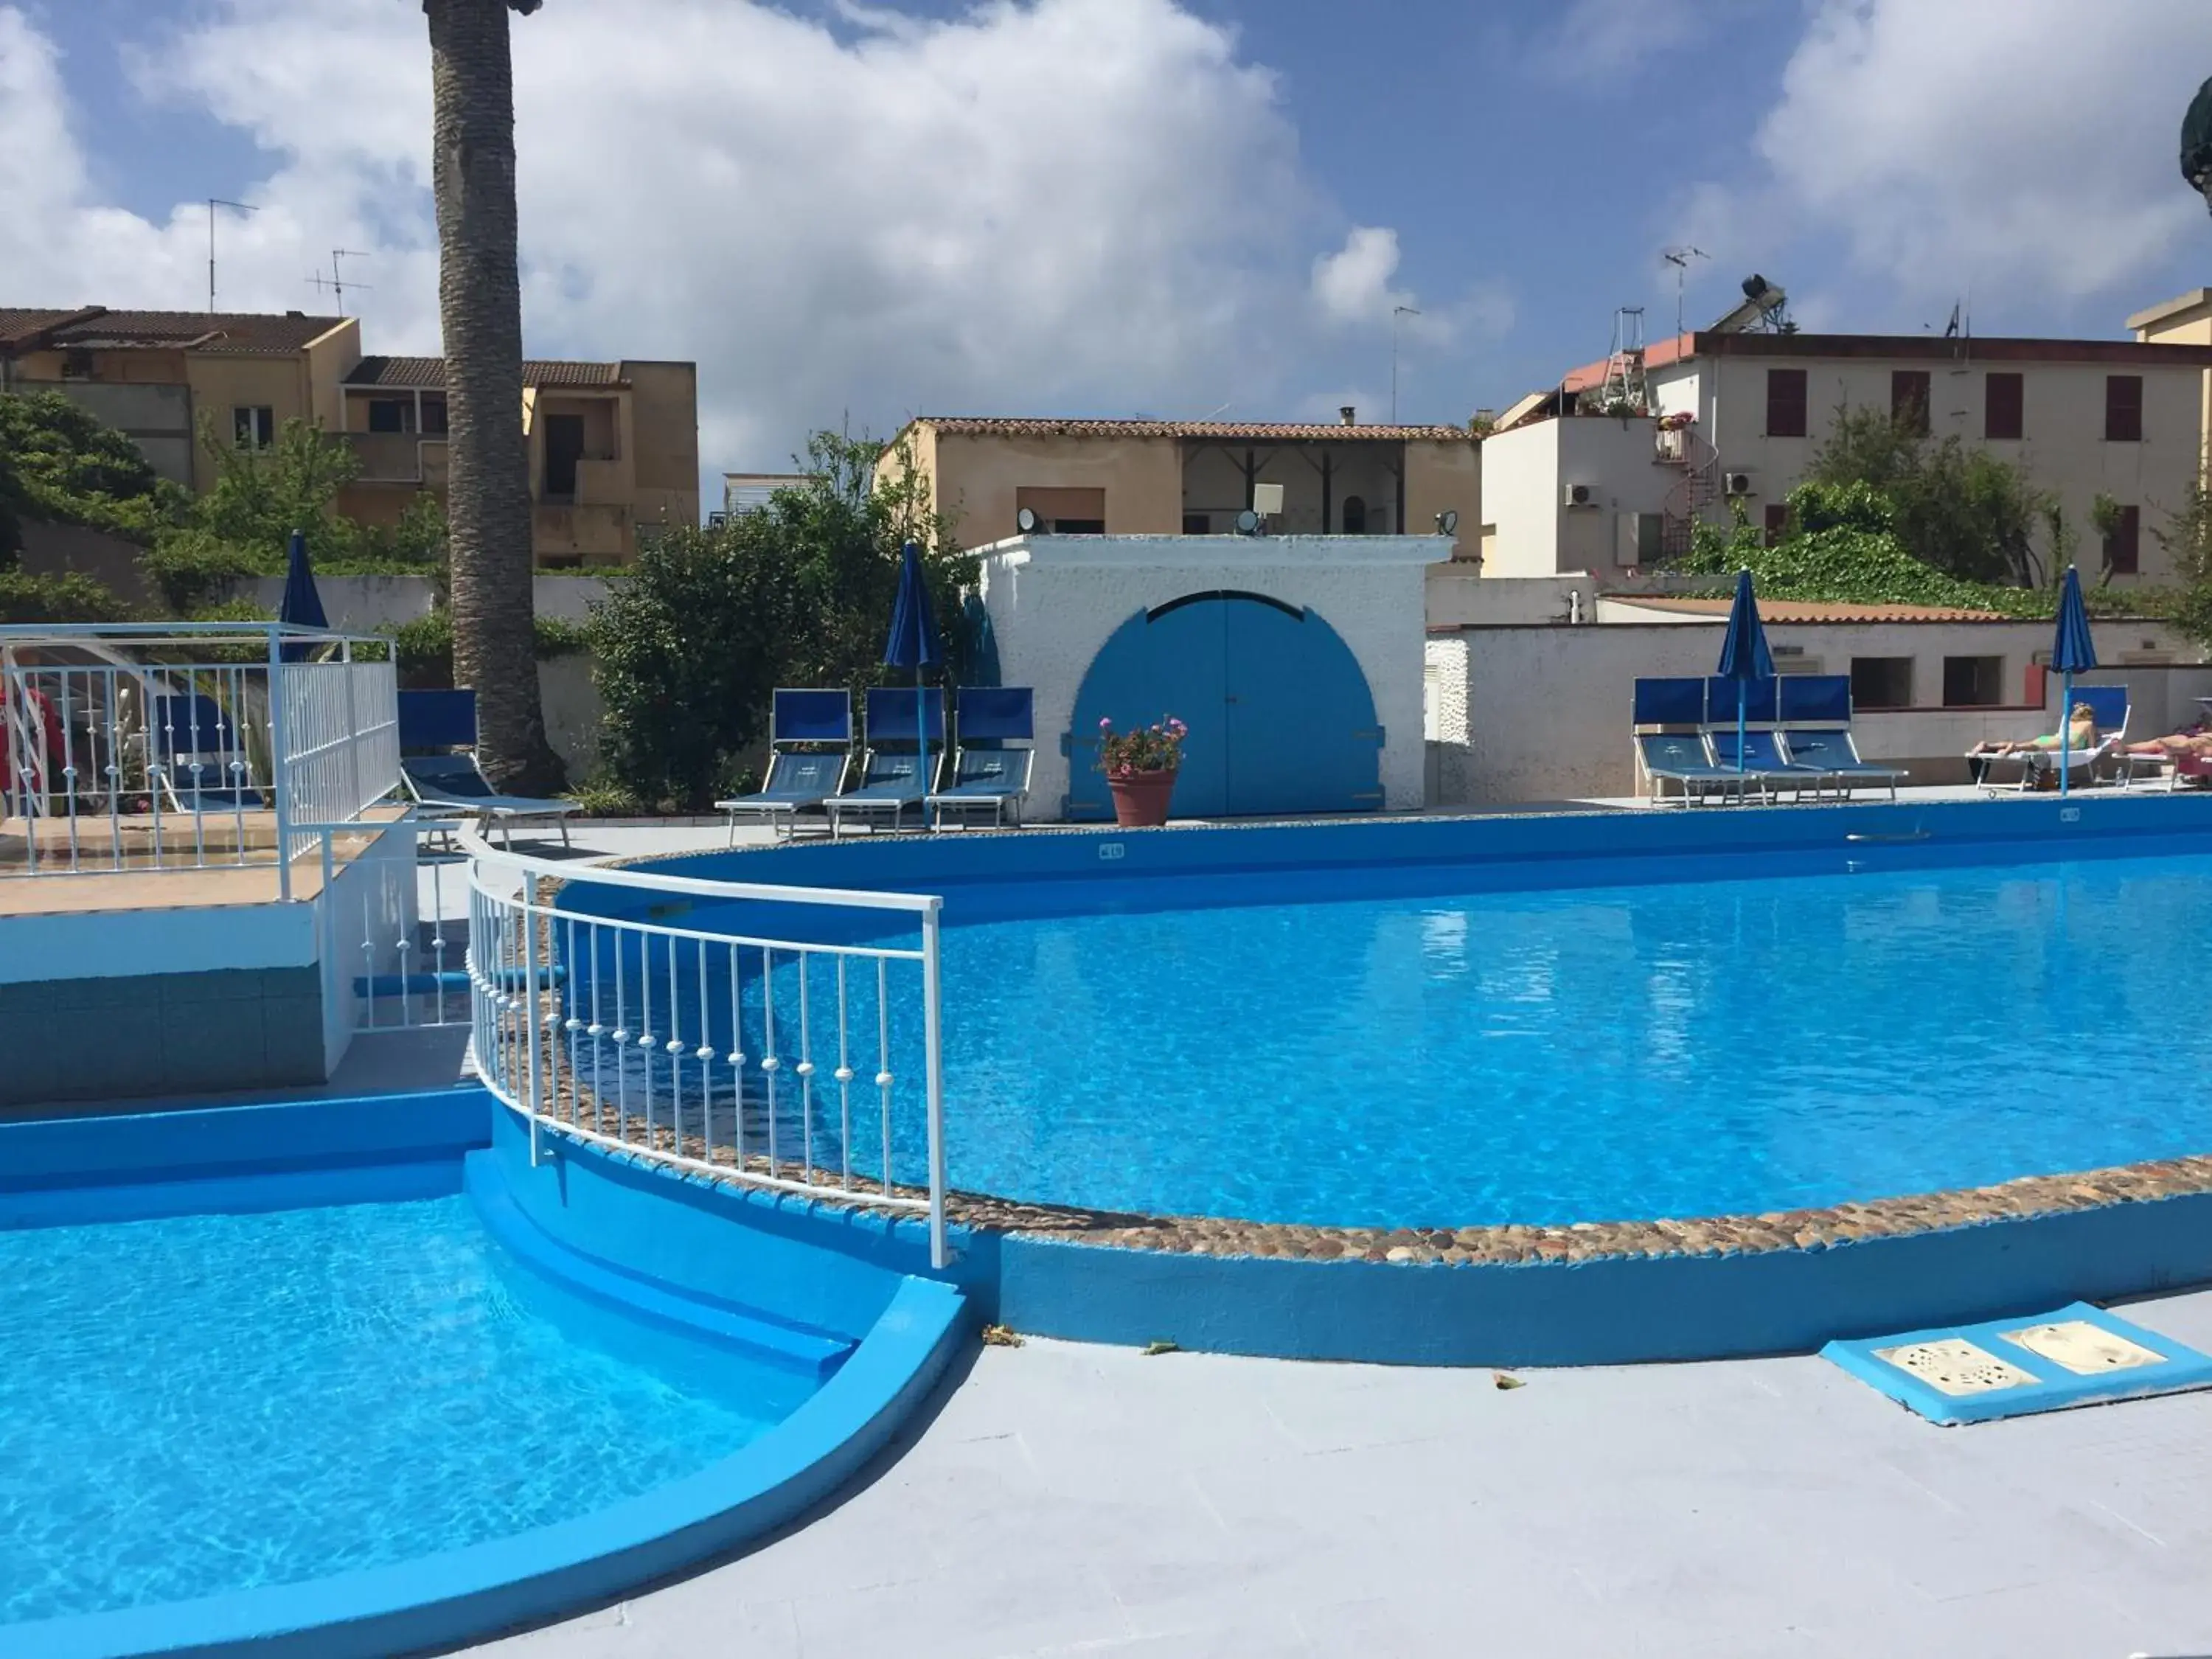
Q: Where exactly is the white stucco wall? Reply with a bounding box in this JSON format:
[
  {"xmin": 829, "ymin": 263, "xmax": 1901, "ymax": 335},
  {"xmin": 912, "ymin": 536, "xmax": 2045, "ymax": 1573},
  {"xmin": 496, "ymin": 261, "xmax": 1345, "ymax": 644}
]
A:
[
  {"xmin": 1427, "ymin": 618, "xmax": 2208, "ymax": 803},
  {"xmin": 1426, "ymin": 568, "xmax": 1592, "ymax": 627},
  {"xmin": 1476, "ymin": 420, "xmax": 1563, "ymax": 577},
  {"xmin": 1480, "ymin": 416, "xmax": 1675, "ymax": 577},
  {"xmin": 978, "ymin": 533, "xmax": 1451, "ymax": 818}
]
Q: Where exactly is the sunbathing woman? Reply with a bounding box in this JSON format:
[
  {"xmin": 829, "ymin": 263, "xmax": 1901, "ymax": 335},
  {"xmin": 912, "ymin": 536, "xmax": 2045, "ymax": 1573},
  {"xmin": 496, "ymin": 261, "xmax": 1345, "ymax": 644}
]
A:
[
  {"xmin": 2123, "ymin": 723, "xmax": 2212, "ymax": 758},
  {"xmin": 1969, "ymin": 703, "xmax": 2099, "ymax": 759}
]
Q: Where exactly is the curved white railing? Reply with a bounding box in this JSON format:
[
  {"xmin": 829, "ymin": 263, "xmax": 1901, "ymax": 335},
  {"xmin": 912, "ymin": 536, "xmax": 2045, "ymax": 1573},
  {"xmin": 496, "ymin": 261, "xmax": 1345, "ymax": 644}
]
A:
[{"xmin": 459, "ymin": 827, "xmax": 950, "ymax": 1267}]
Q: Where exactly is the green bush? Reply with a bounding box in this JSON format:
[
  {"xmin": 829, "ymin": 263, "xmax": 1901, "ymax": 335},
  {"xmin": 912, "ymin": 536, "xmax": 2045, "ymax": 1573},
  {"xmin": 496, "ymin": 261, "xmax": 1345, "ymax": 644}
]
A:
[
  {"xmin": 0, "ymin": 568, "xmax": 133, "ymax": 625},
  {"xmin": 0, "ymin": 392, "xmax": 181, "ymax": 555},
  {"xmin": 588, "ymin": 431, "xmax": 976, "ymax": 810},
  {"xmin": 382, "ymin": 608, "xmax": 588, "ymax": 689}
]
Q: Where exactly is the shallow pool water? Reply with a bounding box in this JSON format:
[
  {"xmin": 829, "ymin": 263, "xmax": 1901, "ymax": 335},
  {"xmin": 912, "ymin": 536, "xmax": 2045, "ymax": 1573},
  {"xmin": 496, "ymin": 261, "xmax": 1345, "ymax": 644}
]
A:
[
  {"xmin": 933, "ymin": 852, "xmax": 2212, "ymax": 1227},
  {"xmin": 0, "ymin": 1195, "xmax": 814, "ymax": 1627}
]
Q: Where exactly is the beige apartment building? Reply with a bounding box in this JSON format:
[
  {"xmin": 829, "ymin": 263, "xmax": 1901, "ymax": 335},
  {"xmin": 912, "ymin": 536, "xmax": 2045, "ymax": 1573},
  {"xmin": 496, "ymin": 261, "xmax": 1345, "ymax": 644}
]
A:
[
  {"xmin": 338, "ymin": 356, "xmax": 698, "ymax": 566},
  {"xmin": 880, "ymin": 414, "xmax": 1481, "ymax": 556},
  {"xmin": 1483, "ymin": 308, "xmax": 2212, "ymax": 586},
  {"xmin": 0, "ymin": 305, "xmax": 698, "ymax": 566}
]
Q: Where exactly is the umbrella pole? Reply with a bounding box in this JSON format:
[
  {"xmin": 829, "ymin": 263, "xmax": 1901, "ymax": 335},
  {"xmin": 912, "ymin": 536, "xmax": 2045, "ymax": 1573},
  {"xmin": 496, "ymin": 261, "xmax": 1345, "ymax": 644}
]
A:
[
  {"xmin": 2059, "ymin": 669, "xmax": 2072, "ymax": 799},
  {"xmin": 917, "ymin": 674, "xmax": 930, "ymax": 833},
  {"xmin": 1737, "ymin": 686, "xmax": 1747, "ymax": 776}
]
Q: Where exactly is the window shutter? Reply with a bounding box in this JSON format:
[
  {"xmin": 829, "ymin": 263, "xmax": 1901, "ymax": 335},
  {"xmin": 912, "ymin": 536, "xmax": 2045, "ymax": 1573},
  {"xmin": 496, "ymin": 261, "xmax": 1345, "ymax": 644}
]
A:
[
  {"xmin": 1984, "ymin": 373, "xmax": 2023, "ymax": 440},
  {"xmin": 1764, "ymin": 369, "xmax": 1808, "ymax": 438},
  {"xmin": 1891, "ymin": 371, "xmax": 1931, "ymax": 436},
  {"xmin": 2105, "ymin": 376, "xmax": 2143, "ymax": 442}
]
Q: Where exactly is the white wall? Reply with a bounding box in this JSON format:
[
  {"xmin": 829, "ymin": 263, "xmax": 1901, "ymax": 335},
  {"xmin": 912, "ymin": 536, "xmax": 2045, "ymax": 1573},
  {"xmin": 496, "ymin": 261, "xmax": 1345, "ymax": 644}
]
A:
[
  {"xmin": 1480, "ymin": 415, "xmax": 1675, "ymax": 577},
  {"xmin": 239, "ymin": 574, "xmax": 616, "ymax": 634},
  {"xmin": 1427, "ymin": 617, "xmax": 2208, "ymax": 803},
  {"xmin": 1426, "ymin": 568, "xmax": 1593, "ymax": 627},
  {"xmin": 980, "ymin": 532, "xmax": 1450, "ymax": 818},
  {"xmin": 1477, "ymin": 420, "xmax": 1562, "ymax": 577}
]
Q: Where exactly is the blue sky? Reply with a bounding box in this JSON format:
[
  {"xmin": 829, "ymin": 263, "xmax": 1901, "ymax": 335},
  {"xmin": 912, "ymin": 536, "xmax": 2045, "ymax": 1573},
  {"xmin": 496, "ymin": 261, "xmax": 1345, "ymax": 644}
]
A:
[{"xmin": 7, "ymin": 0, "xmax": 2212, "ymax": 480}]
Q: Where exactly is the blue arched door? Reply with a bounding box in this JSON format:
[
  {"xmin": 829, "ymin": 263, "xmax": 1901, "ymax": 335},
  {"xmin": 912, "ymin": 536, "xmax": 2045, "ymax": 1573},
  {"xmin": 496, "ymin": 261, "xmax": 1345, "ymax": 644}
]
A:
[{"xmin": 1065, "ymin": 592, "xmax": 1383, "ymax": 819}]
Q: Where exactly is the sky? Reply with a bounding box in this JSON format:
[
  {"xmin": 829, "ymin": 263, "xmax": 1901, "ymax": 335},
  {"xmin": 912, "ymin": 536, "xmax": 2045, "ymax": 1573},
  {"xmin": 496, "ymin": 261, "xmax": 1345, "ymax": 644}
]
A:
[{"xmin": 6, "ymin": 0, "xmax": 2212, "ymax": 504}]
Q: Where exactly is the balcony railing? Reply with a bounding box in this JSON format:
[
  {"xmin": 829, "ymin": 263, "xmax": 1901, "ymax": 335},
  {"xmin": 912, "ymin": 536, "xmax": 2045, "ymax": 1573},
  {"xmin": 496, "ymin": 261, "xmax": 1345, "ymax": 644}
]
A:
[
  {"xmin": 1, "ymin": 622, "xmax": 400, "ymax": 895},
  {"xmin": 344, "ymin": 432, "xmax": 448, "ymax": 485}
]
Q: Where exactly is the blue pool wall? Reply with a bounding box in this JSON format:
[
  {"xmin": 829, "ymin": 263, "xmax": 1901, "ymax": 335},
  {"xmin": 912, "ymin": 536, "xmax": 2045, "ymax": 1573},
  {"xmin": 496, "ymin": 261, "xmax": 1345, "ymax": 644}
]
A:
[
  {"xmin": 0, "ymin": 1090, "xmax": 967, "ymax": 1659},
  {"xmin": 564, "ymin": 790, "xmax": 2212, "ymax": 938}
]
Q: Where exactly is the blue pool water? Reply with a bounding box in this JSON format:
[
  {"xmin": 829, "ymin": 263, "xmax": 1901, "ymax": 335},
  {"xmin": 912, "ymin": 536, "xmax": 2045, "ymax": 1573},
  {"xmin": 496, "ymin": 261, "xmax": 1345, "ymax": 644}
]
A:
[
  {"xmin": 931, "ymin": 852, "xmax": 2212, "ymax": 1227},
  {"xmin": 0, "ymin": 1195, "xmax": 815, "ymax": 1627}
]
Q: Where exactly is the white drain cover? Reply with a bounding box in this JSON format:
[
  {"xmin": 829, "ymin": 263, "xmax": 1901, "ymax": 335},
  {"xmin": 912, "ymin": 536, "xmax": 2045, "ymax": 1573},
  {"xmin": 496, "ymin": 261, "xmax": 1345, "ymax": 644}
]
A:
[
  {"xmin": 1871, "ymin": 1338, "xmax": 2037, "ymax": 1396},
  {"xmin": 2001, "ymin": 1321, "xmax": 2166, "ymax": 1376}
]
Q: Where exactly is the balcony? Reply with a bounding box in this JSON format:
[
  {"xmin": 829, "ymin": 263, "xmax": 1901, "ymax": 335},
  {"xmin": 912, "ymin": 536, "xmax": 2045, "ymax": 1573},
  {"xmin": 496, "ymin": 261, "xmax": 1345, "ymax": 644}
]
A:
[
  {"xmin": 344, "ymin": 432, "xmax": 448, "ymax": 486},
  {"xmin": 532, "ymin": 501, "xmax": 630, "ymax": 561}
]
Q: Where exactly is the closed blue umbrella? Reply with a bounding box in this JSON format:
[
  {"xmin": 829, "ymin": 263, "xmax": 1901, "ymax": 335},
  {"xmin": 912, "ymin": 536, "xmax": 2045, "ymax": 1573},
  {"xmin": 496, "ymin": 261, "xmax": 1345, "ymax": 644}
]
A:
[
  {"xmin": 2051, "ymin": 565, "xmax": 2097, "ymax": 799},
  {"xmin": 1715, "ymin": 568, "xmax": 1774, "ymax": 774},
  {"xmin": 883, "ymin": 541, "xmax": 943, "ymax": 823},
  {"xmin": 277, "ymin": 528, "xmax": 327, "ymax": 662}
]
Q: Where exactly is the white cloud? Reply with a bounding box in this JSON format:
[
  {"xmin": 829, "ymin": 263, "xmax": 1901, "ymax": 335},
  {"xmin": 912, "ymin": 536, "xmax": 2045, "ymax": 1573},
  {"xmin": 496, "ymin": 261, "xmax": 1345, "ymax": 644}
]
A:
[
  {"xmin": 1527, "ymin": 0, "xmax": 1712, "ymax": 83},
  {"xmin": 1749, "ymin": 0, "xmax": 2212, "ymax": 306},
  {"xmin": 1312, "ymin": 226, "xmax": 1413, "ymax": 324},
  {"xmin": 10, "ymin": 0, "xmax": 1514, "ymax": 484}
]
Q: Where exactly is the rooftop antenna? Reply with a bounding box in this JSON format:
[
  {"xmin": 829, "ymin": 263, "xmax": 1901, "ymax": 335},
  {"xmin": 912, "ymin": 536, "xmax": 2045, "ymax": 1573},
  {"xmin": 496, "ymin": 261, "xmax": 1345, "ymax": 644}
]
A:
[
  {"xmin": 306, "ymin": 249, "xmax": 373, "ymax": 316},
  {"xmin": 1391, "ymin": 305, "xmax": 1421, "ymax": 424},
  {"xmin": 207, "ymin": 198, "xmax": 257, "ymax": 313},
  {"xmin": 1660, "ymin": 246, "xmax": 1708, "ymax": 339}
]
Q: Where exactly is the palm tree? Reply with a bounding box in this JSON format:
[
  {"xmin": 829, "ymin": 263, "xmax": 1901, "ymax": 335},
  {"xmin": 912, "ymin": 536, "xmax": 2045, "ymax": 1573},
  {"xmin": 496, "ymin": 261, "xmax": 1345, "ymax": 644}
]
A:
[{"xmin": 424, "ymin": 0, "xmax": 559, "ymax": 790}]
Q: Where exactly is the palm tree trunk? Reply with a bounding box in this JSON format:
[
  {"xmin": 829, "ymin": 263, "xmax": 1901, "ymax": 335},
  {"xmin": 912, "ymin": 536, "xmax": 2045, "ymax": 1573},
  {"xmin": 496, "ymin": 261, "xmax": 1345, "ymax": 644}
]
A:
[{"xmin": 425, "ymin": 0, "xmax": 558, "ymax": 791}]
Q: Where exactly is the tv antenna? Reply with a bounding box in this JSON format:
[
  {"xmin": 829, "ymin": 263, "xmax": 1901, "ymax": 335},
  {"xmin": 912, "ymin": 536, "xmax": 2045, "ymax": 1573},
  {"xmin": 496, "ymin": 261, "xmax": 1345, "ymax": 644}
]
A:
[
  {"xmin": 1391, "ymin": 305, "xmax": 1421, "ymax": 424},
  {"xmin": 1661, "ymin": 246, "xmax": 1708, "ymax": 339},
  {"xmin": 306, "ymin": 250, "xmax": 373, "ymax": 316},
  {"xmin": 207, "ymin": 198, "xmax": 257, "ymax": 313}
]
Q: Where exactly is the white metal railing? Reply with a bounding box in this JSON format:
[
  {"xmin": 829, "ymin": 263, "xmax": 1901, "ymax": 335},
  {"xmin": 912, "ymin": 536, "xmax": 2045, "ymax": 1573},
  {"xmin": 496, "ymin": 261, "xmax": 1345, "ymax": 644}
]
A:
[
  {"xmin": 459, "ymin": 827, "xmax": 951, "ymax": 1267},
  {"xmin": 0, "ymin": 622, "xmax": 399, "ymax": 894},
  {"xmin": 306, "ymin": 818, "xmax": 475, "ymax": 1049}
]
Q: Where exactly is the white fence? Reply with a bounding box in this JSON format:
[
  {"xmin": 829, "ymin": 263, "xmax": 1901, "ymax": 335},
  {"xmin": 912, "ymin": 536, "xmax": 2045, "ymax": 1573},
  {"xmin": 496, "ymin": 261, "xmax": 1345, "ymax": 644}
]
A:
[
  {"xmin": 459, "ymin": 828, "xmax": 951, "ymax": 1266},
  {"xmin": 0, "ymin": 622, "xmax": 399, "ymax": 892}
]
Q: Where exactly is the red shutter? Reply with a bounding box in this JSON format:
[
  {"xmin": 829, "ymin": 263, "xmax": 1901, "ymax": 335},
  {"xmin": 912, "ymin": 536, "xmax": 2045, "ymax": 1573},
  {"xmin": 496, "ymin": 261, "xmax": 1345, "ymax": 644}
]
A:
[
  {"xmin": 1891, "ymin": 371, "xmax": 1931, "ymax": 436},
  {"xmin": 2105, "ymin": 376, "xmax": 2143, "ymax": 442},
  {"xmin": 1765, "ymin": 369, "xmax": 1807, "ymax": 438},
  {"xmin": 1984, "ymin": 372, "xmax": 2023, "ymax": 440},
  {"xmin": 1763, "ymin": 503, "xmax": 1790, "ymax": 546},
  {"xmin": 2106, "ymin": 504, "xmax": 2140, "ymax": 574}
]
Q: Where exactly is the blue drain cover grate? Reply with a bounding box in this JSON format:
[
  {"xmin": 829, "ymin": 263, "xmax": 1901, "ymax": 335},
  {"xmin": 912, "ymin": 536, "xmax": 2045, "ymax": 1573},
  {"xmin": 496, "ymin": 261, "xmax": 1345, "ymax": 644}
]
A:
[{"xmin": 1822, "ymin": 1301, "xmax": 2212, "ymax": 1425}]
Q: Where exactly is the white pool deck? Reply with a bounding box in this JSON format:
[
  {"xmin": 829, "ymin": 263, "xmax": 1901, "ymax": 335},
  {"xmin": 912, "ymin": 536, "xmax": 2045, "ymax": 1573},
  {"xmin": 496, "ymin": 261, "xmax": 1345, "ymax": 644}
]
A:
[
  {"xmin": 427, "ymin": 797, "xmax": 2212, "ymax": 1659},
  {"xmin": 460, "ymin": 1298, "xmax": 2212, "ymax": 1659}
]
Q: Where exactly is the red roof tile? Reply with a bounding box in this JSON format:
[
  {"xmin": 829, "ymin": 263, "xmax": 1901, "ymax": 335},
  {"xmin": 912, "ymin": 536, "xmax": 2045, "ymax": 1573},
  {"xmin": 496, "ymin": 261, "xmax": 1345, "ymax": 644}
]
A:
[
  {"xmin": 911, "ymin": 415, "xmax": 1476, "ymax": 442},
  {"xmin": 344, "ymin": 355, "xmax": 623, "ymax": 389},
  {"xmin": 0, "ymin": 307, "xmax": 347, "ymax": 355}
]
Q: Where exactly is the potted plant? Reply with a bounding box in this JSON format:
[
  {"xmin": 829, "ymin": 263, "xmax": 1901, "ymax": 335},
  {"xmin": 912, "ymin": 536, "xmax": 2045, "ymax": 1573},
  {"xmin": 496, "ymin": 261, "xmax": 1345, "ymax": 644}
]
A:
[{"xmin": 1097, "ymin": 715, "xmax": 1187, "ymax": 827}]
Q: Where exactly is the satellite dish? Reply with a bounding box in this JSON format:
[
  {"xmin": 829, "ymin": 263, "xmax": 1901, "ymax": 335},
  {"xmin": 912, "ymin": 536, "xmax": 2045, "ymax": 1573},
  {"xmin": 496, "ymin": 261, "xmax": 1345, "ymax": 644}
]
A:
[
  {"xmin": 1015, "ymin": 506, "xmax": 1040, "ymax": 534},
  {"xmin": 1436, "ymin": 509, "xmax": 1459, "ymax": 535},
  {"xmin": 1235, "ymin": 509, "xmax": 1261, "ymax": 535}
]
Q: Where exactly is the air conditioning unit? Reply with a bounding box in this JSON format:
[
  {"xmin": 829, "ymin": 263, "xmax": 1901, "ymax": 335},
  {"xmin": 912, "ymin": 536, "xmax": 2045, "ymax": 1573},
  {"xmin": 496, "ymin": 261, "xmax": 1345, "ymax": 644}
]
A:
[
  {"xmin": 1722, "ymin": 472, "xmax": 1755, "ymax": 497},
  {"xmin": 1563, "ymin": 482, "xmax": 1596, "ymax": 508}
]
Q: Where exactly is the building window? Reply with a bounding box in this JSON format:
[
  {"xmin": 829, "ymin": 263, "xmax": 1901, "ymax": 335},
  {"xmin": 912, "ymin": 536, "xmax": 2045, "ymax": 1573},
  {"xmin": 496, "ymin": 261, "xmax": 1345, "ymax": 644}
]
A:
[
  {"xmin": 1851, "ymin": 656, "xmax": 1915, "ymax": 710},
  {"xmin": 1984, "ymin": 372, "xmax": 2024, "ymax": 441},
  {"xmin": 1765, "ymin": 368, "xmax": 1808, "ymax": 438},
  {"xmin": 233, "ymin": 406, "xmax": 274, "ymax": 450},
  {"xmin": 1342, "ymin": 495, "xmax": 1368, "ymax": 534},
  {"xmin": 1053, "ymin": 518, "xmax": 1107, "ymax": 534},
  {"xmin": 421, "ymin": 397, "xmax": 449, "ymax": 437},
  {"xmin": 2104, "ymin": 503, "xmax": 2140, "ymax": 575},
  {"xmin": 366, "ymin": 397, "xmax": 411, "ymax": 434},
  {"xmin": 1941, "ymin": 655, "xmax": 2006, "ymax": 707},
  {"xmin": 1762, "ymin": 503, "xmax": 1790, "ymax": 546},
  {"xmin": 2106, "ymin": 375, "xmax": 2143, "ymax": 442},
  {"xmin": 1182, "ymin": 512, "xmax": 1211, "ymax": 535},
  {"xmin": 1891, "ymin": 371, "xmax": 1931, "ymax": 437}
]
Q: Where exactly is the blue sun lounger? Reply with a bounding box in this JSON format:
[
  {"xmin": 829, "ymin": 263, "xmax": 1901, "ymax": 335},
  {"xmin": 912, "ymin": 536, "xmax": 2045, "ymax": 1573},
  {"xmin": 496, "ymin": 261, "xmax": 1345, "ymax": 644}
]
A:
[
  {"xmin": 1633, "ymin": 678, "xmax": 1756, "ymax": 806},
  {"xmin": 717, "ymin": 688, "xmax": 855, "ymax": 842},
  {"xmin": 397, "ymin": 689, "xmax": 574, "ymax": 848},
  {"xmin": 151, "ymin": 693, "xmax": 263, "ymax": 810},
  {"xmin": 1773, "ymin": 675, "xmax": 1907, "ymax": 801},
  {"xmin": 827, "ymin": 688, "xmax": 947, "ymax": 835},
  {"xmin": 928, "ymin": 686, "xmax": 1034, "ymax": 829},
  {"xmin": 1707, "ymin": 728, "xmax": 1829, "ymax": 801}
]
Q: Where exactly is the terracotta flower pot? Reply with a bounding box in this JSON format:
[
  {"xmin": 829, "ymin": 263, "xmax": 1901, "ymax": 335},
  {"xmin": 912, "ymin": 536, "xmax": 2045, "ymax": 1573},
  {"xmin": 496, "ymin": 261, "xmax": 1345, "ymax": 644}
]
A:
[{"xmin": 1106, "ymin": 768, "xmax": 1178, "ymax": 828}]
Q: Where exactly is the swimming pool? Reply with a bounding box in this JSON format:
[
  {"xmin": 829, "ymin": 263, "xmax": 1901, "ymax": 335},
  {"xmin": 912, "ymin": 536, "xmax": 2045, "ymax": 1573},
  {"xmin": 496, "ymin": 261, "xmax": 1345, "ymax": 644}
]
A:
[
  {"xmin": 0, "ymin": 1193, "xmax": 815, "ymax": 1629},
  {"xmin": 934, "ymin": 851, "xmax": 2212, "ymax": 1226}
]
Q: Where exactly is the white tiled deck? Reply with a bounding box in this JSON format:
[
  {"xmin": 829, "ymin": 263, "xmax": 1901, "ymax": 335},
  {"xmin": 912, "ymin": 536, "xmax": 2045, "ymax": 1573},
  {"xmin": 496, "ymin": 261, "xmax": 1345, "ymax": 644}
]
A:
[{"xmin": 463, "ymin": 1293, "xmax": 2212, "ymax": 1659}]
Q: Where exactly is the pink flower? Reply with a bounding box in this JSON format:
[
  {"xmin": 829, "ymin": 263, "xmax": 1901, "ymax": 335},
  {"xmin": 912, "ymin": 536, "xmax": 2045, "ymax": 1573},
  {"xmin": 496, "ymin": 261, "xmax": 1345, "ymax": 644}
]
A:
[{"xmin": 1098, "ymin": 717, "xmax": 1113, "ymax": 731}]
